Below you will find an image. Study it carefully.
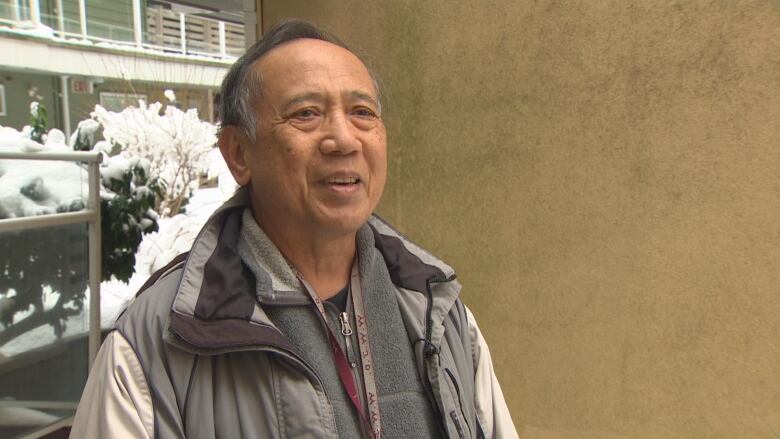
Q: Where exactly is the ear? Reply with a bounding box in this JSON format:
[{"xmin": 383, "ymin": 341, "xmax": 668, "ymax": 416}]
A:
[{"xmin": 218, "ymin": 126, "xmax": 251, "ymax": 186}]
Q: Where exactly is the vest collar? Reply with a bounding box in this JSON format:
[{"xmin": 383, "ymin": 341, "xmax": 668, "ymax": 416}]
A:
[{"xmin": 166, "ymin": 187, "xmax": 461, "ymax": 353}]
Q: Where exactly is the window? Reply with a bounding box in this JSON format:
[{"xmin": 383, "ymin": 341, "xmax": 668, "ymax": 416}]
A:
[
  {"xmin": 99, "ymin": 92, "xmax": 147, "ymax": 112},
  {"xmin": 0, "ymin": 85, "xmax": 6, "ymax": 116}
]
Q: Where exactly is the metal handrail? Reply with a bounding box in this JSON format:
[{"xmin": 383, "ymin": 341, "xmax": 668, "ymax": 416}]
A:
[
  {"xmin": 0, "ymin": 150, "xmax": 102, "ymax": 367},
  {"xmin": 0, "ymin": 210, "xmax": 96, "ymax": 232},
  {"xmin": 0, "ymin": 150, "xmax": 102, "ymax": 162}
]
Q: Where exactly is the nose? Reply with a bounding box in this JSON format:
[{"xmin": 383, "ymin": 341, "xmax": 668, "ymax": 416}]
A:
[{"xmin": 319, "ymin": 112, "xmax": 362, "ymax": 155}]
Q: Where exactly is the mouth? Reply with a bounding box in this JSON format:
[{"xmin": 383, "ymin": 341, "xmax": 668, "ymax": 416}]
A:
[
  {"xmin": 321, "ymin": 173, "xmax": 363, "ymax": 195},
  {"xmin": 325, "ymin": 176, "xmax": 361, "ymax": 185}
]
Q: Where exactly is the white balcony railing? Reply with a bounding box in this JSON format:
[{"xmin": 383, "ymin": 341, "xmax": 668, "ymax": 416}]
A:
[
  {"xmin": 0, "ymin": 0, "xmax": 244, "ymax": 61},
  {"xmin": 145, "ymin": 5, "xmax": 245, "ymax": 59}
]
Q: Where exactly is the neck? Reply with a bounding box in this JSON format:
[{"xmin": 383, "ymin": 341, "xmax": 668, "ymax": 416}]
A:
[{"xmin": 252, "ymin": 209, "xmax": 356, "ymax": 300}]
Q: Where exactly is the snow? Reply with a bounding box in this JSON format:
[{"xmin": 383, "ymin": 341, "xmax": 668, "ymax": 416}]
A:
[
  {"xmin": 0, "ymin": 126, "xmax": 44, "ymax": 153},
  {"xmin": 29, "ymin": 102, "xmax": 40, "ymax": 118},
  {"xmin": 0, "ymin": 21, "xmax": 55, "ymax": 40},
  {"xmin": 0, "ymin": 114, "xmax": 236, "ymax": 356},
  {"xmin": 100, "ymin": 155, "xmax": 152, "ymax": 188},
  {"xmin": 46, "ymin": 128, "xmax": 66, "ymax": 146},
  {"xmin": 69, "ymin": 118, "xmax": 101, "ymax": 149},
  {"xmin": 164, "ymin": 89, "xmax": 176, "ymax": 102},
  {"xmin": 0, "ymin": 127, "xmax": 88, "ymax": 218},
  {"xmin": 93, "ymin": 101, "xmax": 218, "ymax": 215},
  {"xmin": 92, "ymin": 140, "xmax": 113, "ymax": 156},
  {"xmin": 99, "ymin": 185, "xmax": 231, "ymax": 326},
  {"xmin": 207, "ymin": 147, "xmax": 239, "ymax": 196}
]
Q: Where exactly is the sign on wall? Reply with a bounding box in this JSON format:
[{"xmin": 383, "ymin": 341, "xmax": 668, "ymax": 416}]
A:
[
  {"xmin": 71, "ymin": 79, "xmax": 93, "ymax": 94},
  {"xmin": 99, "ymin": 92, "xmax": 147, "ymax": 112}
]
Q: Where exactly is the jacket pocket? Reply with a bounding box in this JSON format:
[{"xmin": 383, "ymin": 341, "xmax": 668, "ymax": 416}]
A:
[{"xmin": 444, "ymin": 368, "xmax": 472, "ymax": 439}]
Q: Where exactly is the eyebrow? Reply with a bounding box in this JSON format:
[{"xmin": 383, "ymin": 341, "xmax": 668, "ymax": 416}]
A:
[
  {"xmin": 346, "ymin": 91, "xmax": 380, "ymax": 109},
  {"xmin": 281, "ymin": 90, "xmax": 380, "ymax": 113},
  {"xmin": 281, "ymin": 92, "xmax": 325, "ymax": 113}
]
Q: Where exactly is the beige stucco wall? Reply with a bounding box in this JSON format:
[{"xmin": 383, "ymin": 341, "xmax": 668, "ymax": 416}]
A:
[{"xmin": 259, "ymin": 2, "xmax": 780, "ymax": 438}]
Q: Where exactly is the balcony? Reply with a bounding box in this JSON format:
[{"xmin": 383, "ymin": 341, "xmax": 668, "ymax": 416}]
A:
[{"xmin": 0, "ymin": 0, "xmax": 245, "ymax": 62}]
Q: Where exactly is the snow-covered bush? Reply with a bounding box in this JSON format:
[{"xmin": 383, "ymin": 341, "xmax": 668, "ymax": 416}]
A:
[
  {"xmin": 92, "ymin": 100, "xmax": 217, "ymax": 216},
  {"xmin": 28, "ymin": 102, "xmax": 47, "ymax": 143},
  {"xmin": 70, "ymin": 118, "xmax": 102, "ymax": 152},
  {"xmin": 100, "ymin": 155, "xmax": 164, "ymax": 282},
  {"xmin": 0, "ymin": 115, "xmax": 164, "ymax": 346}
]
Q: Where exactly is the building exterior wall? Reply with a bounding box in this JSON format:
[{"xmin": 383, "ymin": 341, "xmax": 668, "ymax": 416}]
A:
[
  {"xmin": 260, "ymin": 2, "xmax": 780, "ymax": 438},
  {"xmin": 0, "ymin": 0, "xmax": 232, "ymax": 133},
  {"xmin": 68, "ymin": 79, "xmax": 215, "ymax": 126},
  {"xmin": 0, "ymin": 71, "xmax": 214, "ymax": 134},
  {"xmin": 0, "ymin": 70, "xmax": 59, "ymax": 131}
]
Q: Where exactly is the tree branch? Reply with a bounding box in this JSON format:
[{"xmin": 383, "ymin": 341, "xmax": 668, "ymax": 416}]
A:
[{"xmin": 0, "ymin": 307, "xmax": 81, "ymax": 347}]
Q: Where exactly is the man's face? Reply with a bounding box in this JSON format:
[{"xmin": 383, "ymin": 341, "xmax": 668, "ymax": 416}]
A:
[{"xmin": 243, "ymin": 39, "xmax": 387, "ymax": 238}]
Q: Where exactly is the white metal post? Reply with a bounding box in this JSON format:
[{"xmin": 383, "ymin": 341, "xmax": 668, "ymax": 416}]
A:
[
  {"xmin": 218, "ymin": 21, "xmax": 226, "ymax": 58},
  {"xmin": 87, "ymin": 159, "xmax": 102, "ymax": 366},
  {"xmin": 55, "ymin": 0, "xmax": 65, "ymax": 34},
  {"xmin": 60, "ymin": 76, "xmax": 71, "ymax": 138},
  {"xmin": 29, "ymin": 0, "xmax": 40, "ymax": 25},
  {"xmin": 11, "ymin": 0, "xmax": 20, "ymax": 22},
  {"xmin": 179, "ymin": 13, "xmax": 186, "ymax": 54},
  {"xmin": 132, "ymin": 0, "xmax": 142, "ymax": 48},
  {"xmin": 78, "ymin": 0, "xmax": 87, "ymax": 39}
]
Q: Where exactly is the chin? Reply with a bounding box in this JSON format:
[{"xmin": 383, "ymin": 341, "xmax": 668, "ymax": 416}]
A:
[{"xmin": 319, "ymin": 211, "xmax": 371, "ymax": 236}]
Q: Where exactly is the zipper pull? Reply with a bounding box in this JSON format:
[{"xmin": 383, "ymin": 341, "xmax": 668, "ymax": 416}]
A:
[
  {"xmin": 340, "ymin": 312, "xmax": 357, "ymax": 368},
  {"xmin": 340, "ymin": 312, "xmax": 353, "ymax": 336}
]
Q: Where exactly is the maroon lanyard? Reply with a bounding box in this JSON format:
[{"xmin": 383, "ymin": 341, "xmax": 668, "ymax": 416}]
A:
[{"xmin": 293, "ymin": 259, "xmax": 381, "ymax": 439}]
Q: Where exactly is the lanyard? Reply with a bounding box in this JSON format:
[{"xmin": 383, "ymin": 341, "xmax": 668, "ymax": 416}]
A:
[{"xmin": 293, "ymin": 258, "xmax": 381, "ymax": 439}]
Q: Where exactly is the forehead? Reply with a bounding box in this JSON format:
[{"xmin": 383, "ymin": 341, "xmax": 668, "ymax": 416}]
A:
[{"xmin": 252, "ymin": 39, "xmax": 376, "ymax": 99}]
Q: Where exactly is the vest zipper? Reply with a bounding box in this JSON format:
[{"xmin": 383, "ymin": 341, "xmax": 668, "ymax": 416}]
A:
[
  {"xmin": 340, "ymin": 311, "xmax": 358, "ymax": 368},
  {"xmin": 336, "ymin": 309, "xmax": 367, "ymax": 417}
]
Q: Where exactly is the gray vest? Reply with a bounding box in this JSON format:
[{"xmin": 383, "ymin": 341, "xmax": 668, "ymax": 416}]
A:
[{"xmin": 239, "ymin": 213, "xmax": 441, "ymax": 438}]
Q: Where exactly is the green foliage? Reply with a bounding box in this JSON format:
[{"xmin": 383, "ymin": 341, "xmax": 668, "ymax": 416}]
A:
[
  {"xmin": 29, "ymin": 102, "xmax": 47, "ymax": 144},
  {"xmin": 100, "ymin": 161, "xmax": 164, "ymax": 282},
  {"xmin": 72, "ymin": 130, "xmax": 92, "ymax": 152}
]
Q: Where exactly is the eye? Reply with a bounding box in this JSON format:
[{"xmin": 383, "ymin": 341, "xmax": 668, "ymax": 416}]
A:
[
  {"xmin": 292, "ymin": 108, "xmax": 320, "ymax": 120},
  {"xmin": 353, "ymin": 107, "xmax": 378, "ymax": 119}
]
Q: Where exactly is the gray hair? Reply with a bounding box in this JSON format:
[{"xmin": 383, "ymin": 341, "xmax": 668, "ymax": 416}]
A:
[{"xmin": 218, "ymin": 18, "xmax": 381, "ymax": 143}]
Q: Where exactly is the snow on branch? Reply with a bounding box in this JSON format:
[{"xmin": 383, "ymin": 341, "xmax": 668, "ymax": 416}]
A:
[{"xmin": 92, "ymin": 101, "xmax": 217, "ymax": 216}]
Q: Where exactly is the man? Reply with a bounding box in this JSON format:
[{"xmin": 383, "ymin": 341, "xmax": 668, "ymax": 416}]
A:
[{"xmin": 71, "ymin": 19, "xmax": 517, "ymax": 438}]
